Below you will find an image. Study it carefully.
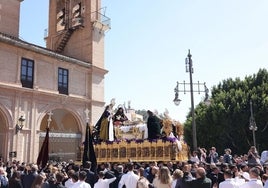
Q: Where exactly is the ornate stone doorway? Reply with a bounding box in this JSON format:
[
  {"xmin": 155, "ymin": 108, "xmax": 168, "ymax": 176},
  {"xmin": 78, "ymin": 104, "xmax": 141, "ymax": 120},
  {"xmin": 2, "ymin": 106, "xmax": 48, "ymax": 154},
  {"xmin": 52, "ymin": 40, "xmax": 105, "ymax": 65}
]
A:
[{"xmin": 39, "ymin": 109, "xmax": 82, "ymax": 162}]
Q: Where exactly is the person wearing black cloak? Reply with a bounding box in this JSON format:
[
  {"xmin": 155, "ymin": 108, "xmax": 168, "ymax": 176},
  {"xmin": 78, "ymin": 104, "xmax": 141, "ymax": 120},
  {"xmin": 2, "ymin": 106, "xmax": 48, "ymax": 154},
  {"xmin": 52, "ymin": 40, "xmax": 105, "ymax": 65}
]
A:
[
  {"xmin": 147, "ymin": 110, "xmax": 161, "ymax": 139},
  {"xmin": 95, "ymin": 105, "xmax": 112, "ymax": 141}
]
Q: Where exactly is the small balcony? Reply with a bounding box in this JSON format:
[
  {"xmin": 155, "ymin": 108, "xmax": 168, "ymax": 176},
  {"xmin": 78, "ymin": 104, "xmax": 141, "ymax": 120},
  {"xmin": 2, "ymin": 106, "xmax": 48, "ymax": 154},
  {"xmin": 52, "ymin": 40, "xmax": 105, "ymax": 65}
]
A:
[{"xmin": 91, "ymin": 11, "xmax": 111, "ymax": 32}]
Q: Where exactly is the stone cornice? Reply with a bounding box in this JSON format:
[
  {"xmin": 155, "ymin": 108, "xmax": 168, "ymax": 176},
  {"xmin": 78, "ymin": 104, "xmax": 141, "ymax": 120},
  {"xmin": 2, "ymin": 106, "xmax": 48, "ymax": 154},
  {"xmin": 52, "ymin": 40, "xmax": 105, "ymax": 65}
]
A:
[
  {"xmin": 91, "ymin": 65, "xmax": 108, "ymax": 75},
  {"xmin": 0, "ymin": 32, "xmax": 92, "ymax": 68}
]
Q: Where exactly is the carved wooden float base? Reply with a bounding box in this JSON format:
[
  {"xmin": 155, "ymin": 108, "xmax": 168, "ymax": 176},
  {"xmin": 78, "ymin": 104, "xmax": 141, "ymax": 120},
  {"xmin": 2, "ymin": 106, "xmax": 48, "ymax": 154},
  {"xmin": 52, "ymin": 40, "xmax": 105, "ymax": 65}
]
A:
[{"xmin": 93, "ymin": 139, "xmax": 189, "ymax": 163}]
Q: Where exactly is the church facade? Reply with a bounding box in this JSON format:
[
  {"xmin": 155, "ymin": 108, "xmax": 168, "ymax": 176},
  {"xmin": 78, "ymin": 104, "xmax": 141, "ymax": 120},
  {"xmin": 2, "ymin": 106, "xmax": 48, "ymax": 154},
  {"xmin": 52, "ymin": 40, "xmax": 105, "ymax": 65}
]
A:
[{"xmin": 0, "ymin": 0, "xmax": 110, "ymax": 162}]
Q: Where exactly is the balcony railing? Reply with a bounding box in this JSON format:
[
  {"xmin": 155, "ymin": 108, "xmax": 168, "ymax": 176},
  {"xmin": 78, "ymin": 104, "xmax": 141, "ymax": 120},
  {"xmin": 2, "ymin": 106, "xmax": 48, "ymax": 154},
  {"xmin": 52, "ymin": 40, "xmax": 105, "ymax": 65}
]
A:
[{"xmin": 91, "ymin": 11, "xmax": 111, "ymax": 32}]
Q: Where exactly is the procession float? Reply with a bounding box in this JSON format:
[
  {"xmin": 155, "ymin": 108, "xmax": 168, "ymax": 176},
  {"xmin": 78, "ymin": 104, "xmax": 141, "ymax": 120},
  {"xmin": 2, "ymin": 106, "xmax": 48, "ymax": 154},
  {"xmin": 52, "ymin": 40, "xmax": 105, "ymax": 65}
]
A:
[{"xmin": 91, "ymin": 100, "xmax": 189, "ymax": 163}]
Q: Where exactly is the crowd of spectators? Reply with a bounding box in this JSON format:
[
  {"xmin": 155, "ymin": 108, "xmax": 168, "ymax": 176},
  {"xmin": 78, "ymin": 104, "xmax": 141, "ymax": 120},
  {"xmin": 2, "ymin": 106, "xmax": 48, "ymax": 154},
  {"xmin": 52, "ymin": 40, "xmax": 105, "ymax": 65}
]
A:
[{"xmin": 0, "ymin": 146, "xmax": 267, "ymax": 188}]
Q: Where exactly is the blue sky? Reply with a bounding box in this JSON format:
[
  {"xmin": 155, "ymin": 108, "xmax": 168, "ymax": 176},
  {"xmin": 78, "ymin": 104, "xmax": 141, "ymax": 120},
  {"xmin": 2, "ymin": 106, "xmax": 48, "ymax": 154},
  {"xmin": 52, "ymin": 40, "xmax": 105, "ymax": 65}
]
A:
[{"xmin": 20, "ymin": 1, "xmax": 268, "ymax": 123}]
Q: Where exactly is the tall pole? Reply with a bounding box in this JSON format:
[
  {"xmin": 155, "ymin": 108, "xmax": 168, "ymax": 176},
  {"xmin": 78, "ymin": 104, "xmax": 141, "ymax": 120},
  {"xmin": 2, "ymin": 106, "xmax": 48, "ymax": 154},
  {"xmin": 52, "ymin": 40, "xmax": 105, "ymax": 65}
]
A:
[
  {"xmin": 174, "ymin": 50, "xmax": 208, "ymax": 151},
  {"xmin": 186, "ymin": 49, "xmax": 197, "ymax": 151},
  {"xmin": 249, "ymin": 100, "xmax": 257, "ymax": 147}
]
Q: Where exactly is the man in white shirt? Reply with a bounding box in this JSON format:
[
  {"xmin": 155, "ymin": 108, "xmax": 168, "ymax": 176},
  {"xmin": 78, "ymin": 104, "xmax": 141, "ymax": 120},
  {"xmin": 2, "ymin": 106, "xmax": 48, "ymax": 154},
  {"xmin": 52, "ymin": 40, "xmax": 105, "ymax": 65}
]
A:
[
  {"xmin": 118, "ymin": 162, "xmax": 139, "ymax": 188},
  {"xmin": 71, "ymin": 171, "xmax": 91, "ymax": 188},
  {"xmin": 65, "ymin": 169, "xmax": 76, "ymax": 188},
  {"xmin": 219, "ymin": 169, "xmax": 238, "ymax": 188},
  {"xmin": 94, "ymin": 171, "xmax": 116, "ymax": 188},
  {"xmin": 240, "ymin": 167, "xmax": 263, "ymax": 188}
]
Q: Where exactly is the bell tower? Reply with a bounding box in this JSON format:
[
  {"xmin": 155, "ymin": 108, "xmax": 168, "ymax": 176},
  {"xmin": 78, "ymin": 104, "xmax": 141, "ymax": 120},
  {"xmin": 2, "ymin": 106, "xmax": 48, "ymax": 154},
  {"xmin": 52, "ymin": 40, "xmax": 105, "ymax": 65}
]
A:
[
  {"xmin": 0, "ymin": 0, "xmax": 23, "ymax": 37},
  {"xmin": 45, "ymin": 0, "xmax": 111, "ymax": 68}
]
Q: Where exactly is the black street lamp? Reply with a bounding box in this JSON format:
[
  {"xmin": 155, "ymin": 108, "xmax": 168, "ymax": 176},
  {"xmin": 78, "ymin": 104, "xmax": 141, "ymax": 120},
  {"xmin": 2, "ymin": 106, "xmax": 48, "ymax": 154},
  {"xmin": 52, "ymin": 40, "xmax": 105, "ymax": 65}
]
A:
[
  {"xmin": 186, "ymin": 50, "xmax": 197, "ymax": 151},
  {"xmin": 249, "ymin": 100, "xmax": 257, "ymax": 147},
  {"xmin": 173, "ymin": 49, "xmax": 209, "ymax": 151}
]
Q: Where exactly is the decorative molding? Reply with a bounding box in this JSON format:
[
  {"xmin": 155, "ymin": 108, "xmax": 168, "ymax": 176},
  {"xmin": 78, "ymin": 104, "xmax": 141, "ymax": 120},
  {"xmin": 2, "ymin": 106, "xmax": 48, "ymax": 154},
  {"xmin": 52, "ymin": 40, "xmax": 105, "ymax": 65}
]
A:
[{"xmin": 39, "ymin": 132, "xmax": 81, "ymax": 138}]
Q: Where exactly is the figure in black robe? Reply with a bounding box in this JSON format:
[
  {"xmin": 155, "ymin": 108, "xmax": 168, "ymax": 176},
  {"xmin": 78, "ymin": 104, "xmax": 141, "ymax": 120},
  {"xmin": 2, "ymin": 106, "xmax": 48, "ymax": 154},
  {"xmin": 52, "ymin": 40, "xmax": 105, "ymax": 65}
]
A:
[{"xmin": 147, "ymin": 110, "xmax": 161, "ymax": 139}]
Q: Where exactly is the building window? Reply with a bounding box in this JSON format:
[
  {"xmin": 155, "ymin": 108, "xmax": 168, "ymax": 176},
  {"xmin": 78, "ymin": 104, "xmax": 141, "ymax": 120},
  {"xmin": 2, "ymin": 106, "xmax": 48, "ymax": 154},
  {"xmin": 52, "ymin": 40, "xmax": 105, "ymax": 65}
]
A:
[
  {"xmin": 58, "ymin": 67, "xmax": 69, "ymax": 95},
  {"xmin": 21, "ymin": 58, "xmax": 34, "ymax": 88}
]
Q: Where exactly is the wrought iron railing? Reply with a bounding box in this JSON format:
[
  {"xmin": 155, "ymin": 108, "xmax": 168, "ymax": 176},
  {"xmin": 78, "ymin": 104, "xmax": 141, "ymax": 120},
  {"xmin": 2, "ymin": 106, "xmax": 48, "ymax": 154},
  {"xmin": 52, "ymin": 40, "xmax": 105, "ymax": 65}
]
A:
[{"xmin": 91, "ymin": 11, "xmax": 111, "ymax": 31}]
